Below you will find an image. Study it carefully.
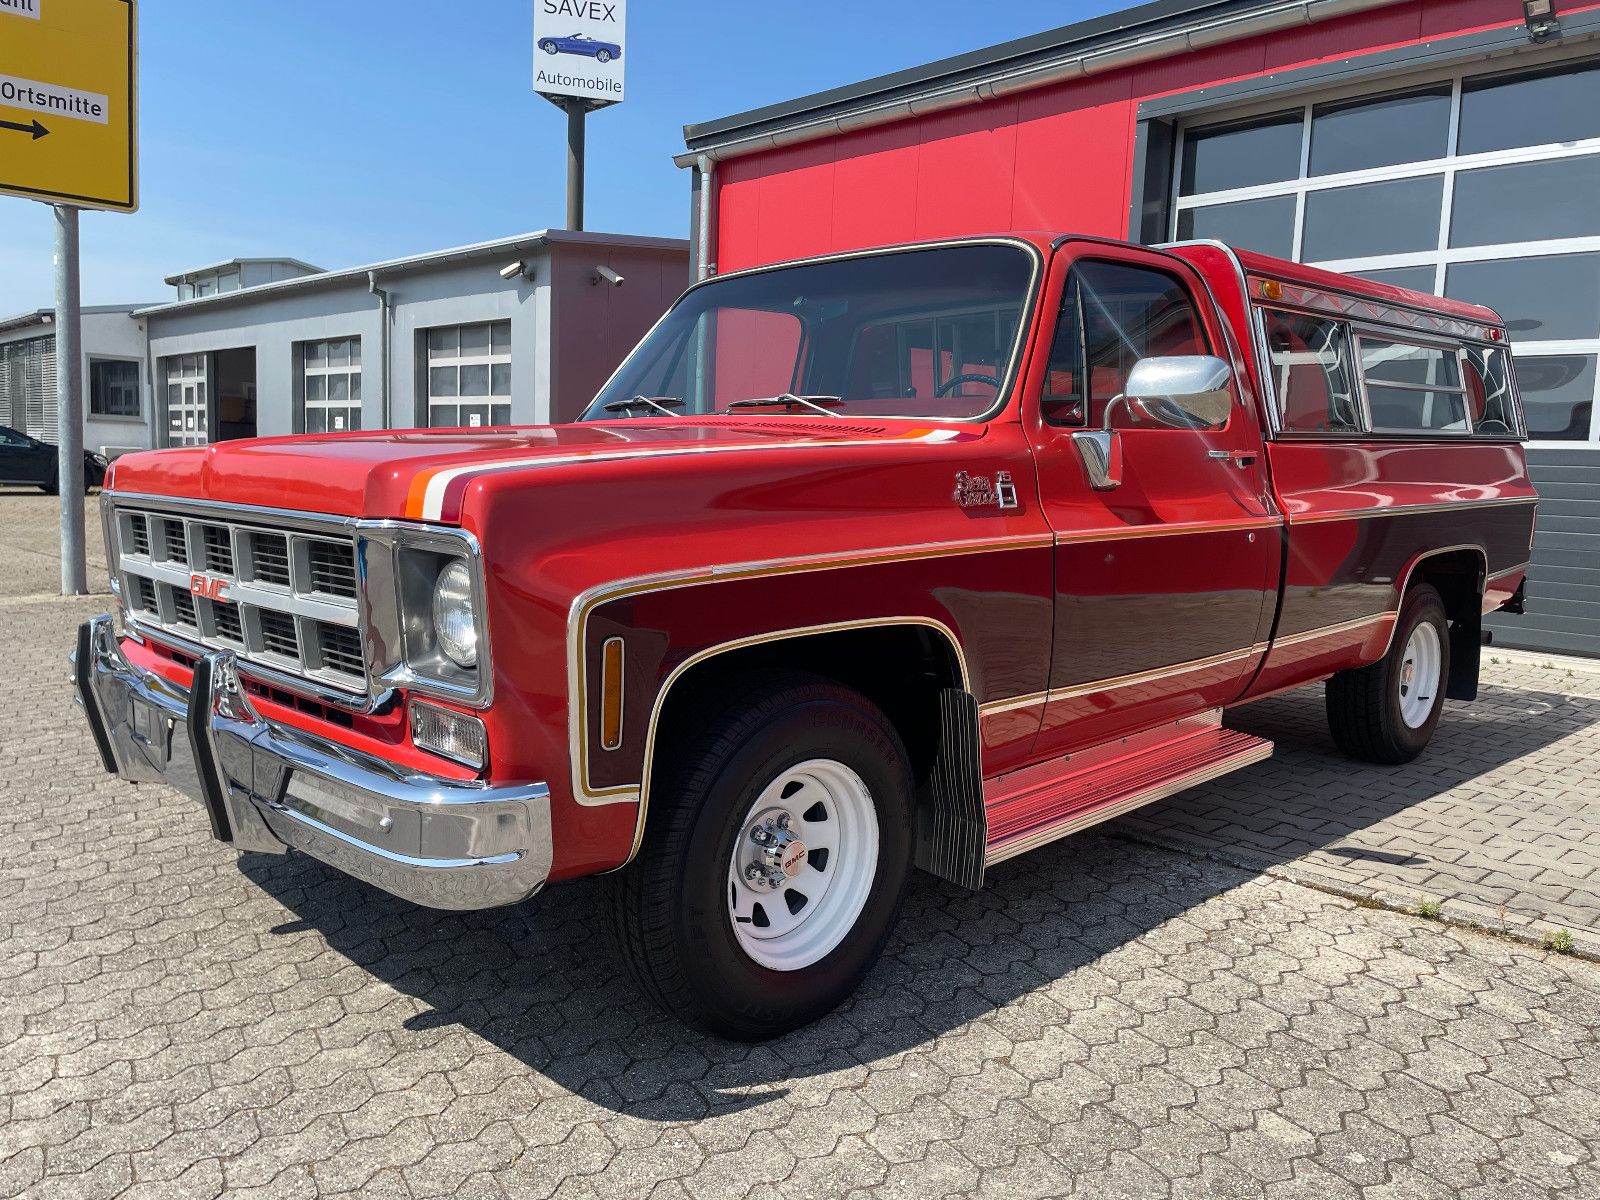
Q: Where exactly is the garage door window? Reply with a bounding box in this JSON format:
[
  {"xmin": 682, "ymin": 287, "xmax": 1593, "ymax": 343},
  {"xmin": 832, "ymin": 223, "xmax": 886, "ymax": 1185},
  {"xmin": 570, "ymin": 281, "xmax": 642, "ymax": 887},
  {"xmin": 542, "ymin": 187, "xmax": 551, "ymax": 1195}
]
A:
[
  {"xmin": 1174, "ymin": 56, "xmax": 1600, "ymax": 444},
  {"xmin": 425, "ymin": 322, "xmax": 510, "ymax": 429},
  {"xmin": 301, "ymin": 338, "xmax": 361, "ymax": 434}
]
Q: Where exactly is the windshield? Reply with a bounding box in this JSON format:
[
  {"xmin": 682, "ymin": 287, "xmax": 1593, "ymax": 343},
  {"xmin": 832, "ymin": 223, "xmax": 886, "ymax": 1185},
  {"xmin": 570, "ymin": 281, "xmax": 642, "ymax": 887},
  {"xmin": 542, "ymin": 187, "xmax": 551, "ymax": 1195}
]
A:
[{"xmin": 582, "ymin": 243, "xmax": 1035, "ymax": 422}]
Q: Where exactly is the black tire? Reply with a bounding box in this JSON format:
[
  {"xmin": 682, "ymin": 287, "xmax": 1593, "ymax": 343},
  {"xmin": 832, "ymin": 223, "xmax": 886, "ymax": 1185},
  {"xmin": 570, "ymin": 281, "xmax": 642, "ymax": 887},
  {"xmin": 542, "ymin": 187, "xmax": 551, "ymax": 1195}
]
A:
[
  {"xmin": 1326, "ymin": 583, "xmax": 1450, "ymax": 765},
  {"xmin": 608, "ymin": 670, "xmax": 914, "ymax": 1040},
  {"xmin": 40, "ymin": 464, "xmax": 90, "ymax": 492},
  {"xmin": 541, "ymin": 41, "xmax": 557, "ymax": 53}
]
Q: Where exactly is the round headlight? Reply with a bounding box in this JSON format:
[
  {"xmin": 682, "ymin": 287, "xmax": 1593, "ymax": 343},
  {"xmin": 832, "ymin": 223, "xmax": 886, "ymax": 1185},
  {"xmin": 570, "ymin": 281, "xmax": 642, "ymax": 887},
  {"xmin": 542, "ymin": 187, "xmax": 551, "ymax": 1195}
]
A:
[{"xmin": 431, "ymin": 559, "xmax": 478, "ymax": 668}]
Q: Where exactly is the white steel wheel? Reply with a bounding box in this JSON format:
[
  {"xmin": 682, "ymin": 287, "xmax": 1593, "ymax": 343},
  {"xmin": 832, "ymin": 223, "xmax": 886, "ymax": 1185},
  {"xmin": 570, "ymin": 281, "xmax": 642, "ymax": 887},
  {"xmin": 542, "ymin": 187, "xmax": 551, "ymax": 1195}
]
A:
[
  {"xmin": 1397, "ymin": 621, "xmax": 1443, "ymax": 729},
  {"xmin": 727, "ymin": 758, "xmax": 880, "ymax": 972}
]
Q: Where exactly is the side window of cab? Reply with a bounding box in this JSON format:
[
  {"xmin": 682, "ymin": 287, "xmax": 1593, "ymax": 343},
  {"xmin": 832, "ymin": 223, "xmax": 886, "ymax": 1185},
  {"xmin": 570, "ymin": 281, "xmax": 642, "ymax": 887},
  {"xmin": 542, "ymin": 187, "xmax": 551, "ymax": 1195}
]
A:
[
  {"xmin": 1261, "ymin": 309, "xmax": 1361, "ymax": 434},
  {"xmin": 1042, "ymin": 260, "xmax": 1213, "ymax": 427}
]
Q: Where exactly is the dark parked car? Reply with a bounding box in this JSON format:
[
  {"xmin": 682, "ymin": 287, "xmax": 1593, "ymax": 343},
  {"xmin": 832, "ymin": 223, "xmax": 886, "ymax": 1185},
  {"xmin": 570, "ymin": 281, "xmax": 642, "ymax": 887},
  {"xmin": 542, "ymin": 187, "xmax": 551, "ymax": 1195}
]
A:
[
  {"xmin": 0, "ymin": 425, "xmax": 106, "ymax": 492},
  {"xmin": 537, "ymin": 32, "xmax": 621, "ymax": 63}
]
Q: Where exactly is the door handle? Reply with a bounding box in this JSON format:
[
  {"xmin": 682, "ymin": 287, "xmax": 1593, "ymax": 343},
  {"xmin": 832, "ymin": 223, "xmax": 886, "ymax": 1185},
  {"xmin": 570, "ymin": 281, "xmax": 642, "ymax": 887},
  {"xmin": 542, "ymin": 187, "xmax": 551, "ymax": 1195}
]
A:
[{"xmin": 1208, "ymin": 450, "xmax": 1257, "ymax": 469}]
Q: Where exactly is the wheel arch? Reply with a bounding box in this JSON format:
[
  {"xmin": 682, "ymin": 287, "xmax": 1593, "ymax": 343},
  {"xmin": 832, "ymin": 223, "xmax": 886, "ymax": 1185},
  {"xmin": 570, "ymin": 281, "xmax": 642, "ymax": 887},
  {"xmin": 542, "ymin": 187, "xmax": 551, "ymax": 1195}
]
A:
[
  {"xmin": 1387, "ymin": 543, "xmax": 1487, "ymax": 701},
  {"xmin": 628, "ymin": 618, "xmax": 986, "ymax": 885}
]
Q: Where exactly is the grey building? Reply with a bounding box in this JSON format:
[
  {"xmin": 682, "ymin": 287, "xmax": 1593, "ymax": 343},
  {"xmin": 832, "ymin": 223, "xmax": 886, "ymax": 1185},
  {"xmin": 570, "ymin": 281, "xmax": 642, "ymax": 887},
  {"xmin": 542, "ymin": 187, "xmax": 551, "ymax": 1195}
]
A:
[
  {"xmin": 166, "ymin": 257, "xmax": 325, "ymax": 300},
  {"xmin": 139, "ymin": 230, "xmax": 688, "ymax": 445},
  {"xmin": 0, "ymin": 305, "xmax": 156, "ymax": 457}
]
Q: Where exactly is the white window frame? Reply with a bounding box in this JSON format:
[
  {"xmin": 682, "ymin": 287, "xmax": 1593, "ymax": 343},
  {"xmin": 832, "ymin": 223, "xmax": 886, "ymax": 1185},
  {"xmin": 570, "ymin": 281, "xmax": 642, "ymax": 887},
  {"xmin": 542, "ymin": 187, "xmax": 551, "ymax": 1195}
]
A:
[
  {"xmin": 1172, "ymin": 42, "xmax": 1600, "ymax": 448},
  {"xmin": 422, "ymin": 321, "xmax": 512, "ymax": 429},
  {"xmin": 300, "ymin": 336, "xmax": 362, "ymax": 434}
]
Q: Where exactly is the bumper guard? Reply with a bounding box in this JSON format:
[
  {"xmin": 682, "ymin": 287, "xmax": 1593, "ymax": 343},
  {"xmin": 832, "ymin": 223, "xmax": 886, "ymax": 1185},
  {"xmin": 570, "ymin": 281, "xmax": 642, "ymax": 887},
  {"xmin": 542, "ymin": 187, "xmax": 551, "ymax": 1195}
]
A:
[{"xmin": 73, "ymin": 615, "xmax": 552, "ymax": 910}]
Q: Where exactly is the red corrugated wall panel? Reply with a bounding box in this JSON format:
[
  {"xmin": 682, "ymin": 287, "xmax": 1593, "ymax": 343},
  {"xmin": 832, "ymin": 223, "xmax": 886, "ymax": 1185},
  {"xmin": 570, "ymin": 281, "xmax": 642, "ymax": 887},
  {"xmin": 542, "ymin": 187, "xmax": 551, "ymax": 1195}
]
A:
[
  {"xmin": 831, "ymin": 122, "xmax": 921, "ymax": 251},
  {"xmin": 1011, "ymin": 74, "xmax": 1135, "ymax": 236}
]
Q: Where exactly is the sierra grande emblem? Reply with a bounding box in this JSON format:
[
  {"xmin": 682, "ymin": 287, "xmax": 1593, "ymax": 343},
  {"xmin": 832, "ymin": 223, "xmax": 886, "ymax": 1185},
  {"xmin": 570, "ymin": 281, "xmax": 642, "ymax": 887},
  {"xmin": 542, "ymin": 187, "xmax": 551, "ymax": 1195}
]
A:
[{"xmin": 954, "ymin": 470, "xmax": 1019, "ymax": 511}]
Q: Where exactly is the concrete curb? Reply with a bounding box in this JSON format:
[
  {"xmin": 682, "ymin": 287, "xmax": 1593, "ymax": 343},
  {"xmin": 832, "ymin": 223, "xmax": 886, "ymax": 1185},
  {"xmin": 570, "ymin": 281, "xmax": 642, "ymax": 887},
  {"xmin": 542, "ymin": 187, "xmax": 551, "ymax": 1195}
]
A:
[
  {"xmin": 1113, "ymin": 824, "xmax": 1600, "ymax": 964},
  {"xmin": 1488, "ymin": 646, "xmax": 1600, "ymax": 676}
]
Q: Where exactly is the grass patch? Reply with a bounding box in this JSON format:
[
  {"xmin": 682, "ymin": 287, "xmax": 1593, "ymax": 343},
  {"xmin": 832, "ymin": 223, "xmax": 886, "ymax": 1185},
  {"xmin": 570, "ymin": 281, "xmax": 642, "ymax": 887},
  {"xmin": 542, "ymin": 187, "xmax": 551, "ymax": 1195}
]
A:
[
  {"xmin": 1415, "ymin": 896, "xmax": 1443, "ymax": 920},
  {"xmin": 1542, "ymin": 928, "xmax": 1576, "ymax": 955}
]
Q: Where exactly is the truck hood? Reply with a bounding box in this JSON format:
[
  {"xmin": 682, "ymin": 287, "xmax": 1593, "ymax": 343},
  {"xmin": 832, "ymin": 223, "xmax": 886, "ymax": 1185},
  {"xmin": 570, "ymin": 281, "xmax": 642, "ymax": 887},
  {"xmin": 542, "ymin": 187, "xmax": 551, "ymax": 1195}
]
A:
[{"xmin": 107, "ymin": 419, "xmax": 983, "ymax": 522}]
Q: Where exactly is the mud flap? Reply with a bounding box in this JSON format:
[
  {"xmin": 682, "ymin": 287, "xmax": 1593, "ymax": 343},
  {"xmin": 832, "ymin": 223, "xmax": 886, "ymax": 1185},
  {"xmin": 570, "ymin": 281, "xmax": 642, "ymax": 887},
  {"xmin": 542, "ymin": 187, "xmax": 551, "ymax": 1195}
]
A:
[
  {"xmin": 914, "ymin": 687, "xmax": 986, "ymax": 892},
  {"xmin": 1447, "ymin": 610, "xmax": 1481, "ymax": 702}
]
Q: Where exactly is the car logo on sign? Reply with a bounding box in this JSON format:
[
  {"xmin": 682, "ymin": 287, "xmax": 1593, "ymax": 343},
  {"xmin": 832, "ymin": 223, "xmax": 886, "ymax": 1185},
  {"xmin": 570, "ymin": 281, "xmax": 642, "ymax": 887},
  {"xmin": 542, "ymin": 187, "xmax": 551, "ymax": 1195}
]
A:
[{"xmin": 189, "ymin": 574, "xmax": 226, "ymax": 601}]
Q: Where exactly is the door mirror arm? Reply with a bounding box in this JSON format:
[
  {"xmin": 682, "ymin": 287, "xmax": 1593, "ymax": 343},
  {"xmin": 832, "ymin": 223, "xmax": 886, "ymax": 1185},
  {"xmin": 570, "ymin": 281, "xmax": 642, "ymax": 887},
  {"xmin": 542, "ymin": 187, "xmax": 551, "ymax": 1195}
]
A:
[{"xmin": 1071, "ymin": 393, "xmax": 1129, "ymax": 491}]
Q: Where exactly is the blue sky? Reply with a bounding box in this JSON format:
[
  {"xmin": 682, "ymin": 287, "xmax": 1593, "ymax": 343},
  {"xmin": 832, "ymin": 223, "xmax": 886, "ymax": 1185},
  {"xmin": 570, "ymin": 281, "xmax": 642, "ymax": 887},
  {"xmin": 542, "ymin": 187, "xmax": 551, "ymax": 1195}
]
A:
[{"xmin": 0, "ymin": 0, "xmax": 1118, "ymax": 312}]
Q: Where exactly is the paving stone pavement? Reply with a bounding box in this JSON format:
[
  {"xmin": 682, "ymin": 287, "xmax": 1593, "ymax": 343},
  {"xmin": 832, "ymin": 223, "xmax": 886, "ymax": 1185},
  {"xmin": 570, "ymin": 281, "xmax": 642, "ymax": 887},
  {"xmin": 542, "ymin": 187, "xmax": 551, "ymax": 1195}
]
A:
[
  {"xmin": 6, "ymin": 592, "xmax": 1600, "ymax": 1198},
  {"xmin": 0, "ymin": 490, "xmax": 108, "ymax": 601},
  {"xmin": 1116, "ymin": 650, "xmax": 1600, "ymax": 952}
]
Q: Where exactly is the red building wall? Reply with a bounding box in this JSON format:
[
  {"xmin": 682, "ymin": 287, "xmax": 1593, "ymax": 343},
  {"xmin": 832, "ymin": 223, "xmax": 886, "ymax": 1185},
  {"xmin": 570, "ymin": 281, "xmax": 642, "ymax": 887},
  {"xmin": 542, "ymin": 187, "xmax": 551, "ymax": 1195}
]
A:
[{"xmin": 712, "ymin": 0, "xmax": 1570, "ymax": 272}]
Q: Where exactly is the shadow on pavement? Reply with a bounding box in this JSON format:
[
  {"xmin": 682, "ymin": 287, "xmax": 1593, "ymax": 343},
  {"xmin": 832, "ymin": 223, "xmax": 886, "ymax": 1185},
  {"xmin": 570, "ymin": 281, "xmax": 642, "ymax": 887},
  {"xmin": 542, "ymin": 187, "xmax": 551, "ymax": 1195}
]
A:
[
  {"xmin": 238, "ymin": 676, "xmax": 1600, "ymax": 1120},
  {"xmin": 240, "ymin": 826, "xmax": 1233, "ymax": 1122}
]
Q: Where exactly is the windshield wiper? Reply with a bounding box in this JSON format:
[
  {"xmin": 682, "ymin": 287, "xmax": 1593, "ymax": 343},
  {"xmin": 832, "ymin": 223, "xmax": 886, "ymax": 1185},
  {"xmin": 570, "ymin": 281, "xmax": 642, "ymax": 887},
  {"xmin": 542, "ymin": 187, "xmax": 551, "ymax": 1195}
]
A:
[
  {"xmin": 603, "ymin": 394, "xmax": 683, "ymax": 417},
  {"xmin": 725, "ymin": 393, "xmax": 843, "ymax": 418}
]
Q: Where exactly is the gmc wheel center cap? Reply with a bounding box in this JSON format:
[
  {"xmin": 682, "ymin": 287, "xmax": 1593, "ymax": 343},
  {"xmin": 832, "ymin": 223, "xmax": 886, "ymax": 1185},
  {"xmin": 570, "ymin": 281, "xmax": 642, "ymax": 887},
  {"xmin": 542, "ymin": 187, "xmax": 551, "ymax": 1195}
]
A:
[{"xmin": 780, "ymin": 840, "xmax": 808, "ymax": 877}]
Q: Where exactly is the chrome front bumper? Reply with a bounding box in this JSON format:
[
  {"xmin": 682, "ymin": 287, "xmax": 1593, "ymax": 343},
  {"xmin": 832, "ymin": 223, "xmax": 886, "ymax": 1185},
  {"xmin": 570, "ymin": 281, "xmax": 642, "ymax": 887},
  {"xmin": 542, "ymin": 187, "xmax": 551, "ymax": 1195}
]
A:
[{"xmin": 73, "ymin": 615, "xmax": 552, "ymax": 911}]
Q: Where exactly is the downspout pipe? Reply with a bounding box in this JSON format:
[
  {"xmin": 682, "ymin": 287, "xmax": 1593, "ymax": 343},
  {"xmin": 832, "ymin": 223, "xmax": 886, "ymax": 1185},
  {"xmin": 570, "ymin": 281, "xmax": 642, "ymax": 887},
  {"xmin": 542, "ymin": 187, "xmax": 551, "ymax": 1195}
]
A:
[
  {"xmin": 367, "ymin": 271, "xmax": 392, "ymax": 428},
  {"xmin": 696, "ymin": 153, "xmax": 716, "ymax": 281}
]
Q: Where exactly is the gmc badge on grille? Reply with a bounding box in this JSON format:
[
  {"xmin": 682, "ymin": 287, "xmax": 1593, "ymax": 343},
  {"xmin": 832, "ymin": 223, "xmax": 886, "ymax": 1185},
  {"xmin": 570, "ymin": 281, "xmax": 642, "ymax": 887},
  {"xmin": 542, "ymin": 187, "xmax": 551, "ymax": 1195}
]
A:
[{"xmin": 190, "ymin": 574, "xmax": 227, "ymax": 601}]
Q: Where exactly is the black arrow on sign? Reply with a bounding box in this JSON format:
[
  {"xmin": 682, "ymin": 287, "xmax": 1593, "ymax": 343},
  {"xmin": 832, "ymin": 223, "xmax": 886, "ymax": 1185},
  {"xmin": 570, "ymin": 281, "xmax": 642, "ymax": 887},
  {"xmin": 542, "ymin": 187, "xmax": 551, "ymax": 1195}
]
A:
[{"xmin": 0, "ymin": 119, "xmax": 49, "ymax": 140}]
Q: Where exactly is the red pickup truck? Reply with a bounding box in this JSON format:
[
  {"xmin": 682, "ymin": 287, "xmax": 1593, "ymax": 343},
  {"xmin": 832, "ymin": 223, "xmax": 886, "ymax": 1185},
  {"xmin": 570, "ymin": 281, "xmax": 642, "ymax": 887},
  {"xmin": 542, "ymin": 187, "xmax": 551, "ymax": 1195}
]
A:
[{"xmin": 75, "ymin": 234, "xmax": 1535, "ymax": 1039}]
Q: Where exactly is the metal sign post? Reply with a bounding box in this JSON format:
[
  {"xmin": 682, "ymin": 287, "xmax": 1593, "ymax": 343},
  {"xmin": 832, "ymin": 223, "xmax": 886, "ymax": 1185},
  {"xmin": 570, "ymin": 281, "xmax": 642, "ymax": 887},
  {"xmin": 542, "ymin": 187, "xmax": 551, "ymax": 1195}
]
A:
[
  {"xmin": 567, "ymin": 100, "xmax": 586, "ymax": 232},
  {"xmin": 1, "ymin": 0, "xmax": 138, "ymax": 595},
  {"xmin": 532, "ymin": 1, "xmax": 626, "ymax": 232},
  {"xmin": 53, "ymin": 205, "xmax": 85, "ymax": 594}
]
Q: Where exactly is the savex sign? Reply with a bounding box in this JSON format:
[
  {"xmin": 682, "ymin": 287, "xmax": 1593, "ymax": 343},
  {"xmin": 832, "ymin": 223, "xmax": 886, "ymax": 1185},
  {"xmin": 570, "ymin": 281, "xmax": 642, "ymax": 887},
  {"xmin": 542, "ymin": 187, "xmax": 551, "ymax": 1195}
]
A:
[{"xmin": 533, "ymin": 0, "xmax": 626, "ymax": 105}]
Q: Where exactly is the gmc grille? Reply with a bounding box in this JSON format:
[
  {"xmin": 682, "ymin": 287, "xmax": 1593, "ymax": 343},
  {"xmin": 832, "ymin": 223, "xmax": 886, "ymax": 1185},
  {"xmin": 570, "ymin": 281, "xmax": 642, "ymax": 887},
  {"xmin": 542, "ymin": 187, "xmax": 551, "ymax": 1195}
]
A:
[
  {"xmin": 307, "ymin": 539, "xmax": 358, "ymax": 598},
  {"xmin": 213, "ymin": 599, "xmax": 244, "ymax": 645},
  {"xmin": 112, "ymin": 502, "xmax": 368, "ymax": 695},
  {"xmin": 160, "ymin": 518, "xmax": 187, "ymax": 565},
  {"xmin": 131, "ymin": 574, "xmax": 158, "ymax": 617},
  {"xmin": 128, "ymin": 514, "xmax": 150, "ymax": 557},
  {"xmin": 201, "ymin": 525, "xmax": 234, "ymax": 574},
  {"xmin": 250, "ymin": 532, "xmax": 291, "ymax": 586},
  {"xmin": 317, "ymin": 624, "xmax": 364, "ymax": 677},
  {"xmin": 259, "ymin": 610, "xmax": 300, "ymax": 659}
]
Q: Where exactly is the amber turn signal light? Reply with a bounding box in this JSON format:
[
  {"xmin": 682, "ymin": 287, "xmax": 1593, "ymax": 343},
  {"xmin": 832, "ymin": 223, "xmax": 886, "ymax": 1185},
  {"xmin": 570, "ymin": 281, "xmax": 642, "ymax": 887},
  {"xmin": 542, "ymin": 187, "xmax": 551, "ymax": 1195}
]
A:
[{"xmin": 600, "ymin": 637, "xmax": 626, "ymax": 751}]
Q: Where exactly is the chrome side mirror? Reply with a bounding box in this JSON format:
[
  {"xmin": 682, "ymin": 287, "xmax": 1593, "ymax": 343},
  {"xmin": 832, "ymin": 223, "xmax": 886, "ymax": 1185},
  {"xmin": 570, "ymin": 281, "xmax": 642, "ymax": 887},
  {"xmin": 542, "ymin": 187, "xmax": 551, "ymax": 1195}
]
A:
[
  {"xmin": 1121, "ymin": 355, "xmax": 1233, "ymax": 431},
  {"xmin": 1069, "ymin": 355, "xmax": 1233, "ymax": 491}
]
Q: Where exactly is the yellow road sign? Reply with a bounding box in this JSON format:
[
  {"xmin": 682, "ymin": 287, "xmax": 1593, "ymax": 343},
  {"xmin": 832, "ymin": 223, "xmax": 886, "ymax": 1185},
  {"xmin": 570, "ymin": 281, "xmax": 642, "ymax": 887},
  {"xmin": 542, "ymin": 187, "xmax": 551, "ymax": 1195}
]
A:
[{"xmin": 0, "ymin": 0, "xmax": 136, "ymax": 212}]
